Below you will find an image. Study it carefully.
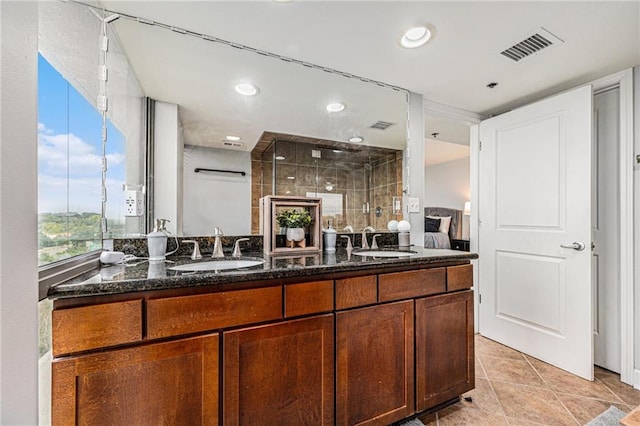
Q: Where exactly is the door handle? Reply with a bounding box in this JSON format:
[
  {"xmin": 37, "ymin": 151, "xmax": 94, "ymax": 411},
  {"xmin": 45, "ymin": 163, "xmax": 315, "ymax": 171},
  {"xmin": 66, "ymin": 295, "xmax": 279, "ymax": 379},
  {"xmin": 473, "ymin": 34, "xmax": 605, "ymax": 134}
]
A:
[{"xmin": 560, "ymin": 241, "xmax": 586, "ymax": 251}]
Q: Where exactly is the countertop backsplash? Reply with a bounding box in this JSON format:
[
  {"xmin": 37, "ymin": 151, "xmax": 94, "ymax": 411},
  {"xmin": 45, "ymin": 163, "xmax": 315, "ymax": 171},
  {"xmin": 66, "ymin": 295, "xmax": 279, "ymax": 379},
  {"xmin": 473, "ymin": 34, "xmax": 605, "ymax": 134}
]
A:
[{"xmin": 113, "ymin": 232, "xmax": 399, "ymax": 258}]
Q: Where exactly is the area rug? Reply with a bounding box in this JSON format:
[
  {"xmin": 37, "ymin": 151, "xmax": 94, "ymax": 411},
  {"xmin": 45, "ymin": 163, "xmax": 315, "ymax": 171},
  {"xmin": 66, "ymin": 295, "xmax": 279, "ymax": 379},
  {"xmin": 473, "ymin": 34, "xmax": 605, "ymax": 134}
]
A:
[
  {"xmin": 585, "ymin": 405, "xmax": 626, "ymax": 426},
  {"xmin": 398, "ymin": 418, "xmax": 425, "ymax": 426}
]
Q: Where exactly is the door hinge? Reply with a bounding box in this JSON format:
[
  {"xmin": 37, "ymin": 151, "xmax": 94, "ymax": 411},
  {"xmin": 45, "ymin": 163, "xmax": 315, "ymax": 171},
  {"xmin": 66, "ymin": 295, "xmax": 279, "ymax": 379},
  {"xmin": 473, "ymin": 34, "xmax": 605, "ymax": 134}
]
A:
[
  {"xmin": 479, "ymin": 141, "xmax": 482, "ymax": 151},
  {"xmin": 478, "ymin": 294, "xmax": 482, "ymax": 304}
]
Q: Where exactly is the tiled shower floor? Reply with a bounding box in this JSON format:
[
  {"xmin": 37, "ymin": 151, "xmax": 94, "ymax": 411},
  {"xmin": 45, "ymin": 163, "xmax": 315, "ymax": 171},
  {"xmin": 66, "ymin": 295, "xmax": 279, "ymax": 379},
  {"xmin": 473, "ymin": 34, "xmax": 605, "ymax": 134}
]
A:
[{"xmin": 419, "ymin": 335, "xmax": 640, "ymax": 425}]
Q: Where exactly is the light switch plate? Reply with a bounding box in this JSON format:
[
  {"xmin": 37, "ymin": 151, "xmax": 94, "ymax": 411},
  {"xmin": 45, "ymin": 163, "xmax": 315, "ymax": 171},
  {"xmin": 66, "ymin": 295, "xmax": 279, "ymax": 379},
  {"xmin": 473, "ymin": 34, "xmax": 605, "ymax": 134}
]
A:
[{"xmin": 407, "ymin": 197, "xmax": 420, "ymax": 213}]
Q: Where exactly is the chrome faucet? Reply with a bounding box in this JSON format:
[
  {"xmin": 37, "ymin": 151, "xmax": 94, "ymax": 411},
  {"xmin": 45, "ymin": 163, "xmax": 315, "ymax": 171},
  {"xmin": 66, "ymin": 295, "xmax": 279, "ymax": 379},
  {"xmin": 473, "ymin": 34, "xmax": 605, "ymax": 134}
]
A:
[
  {"xmin": 232, "ymin": 238, "xmax": 250, "ymax": 258},
  {"xmin": 371, "ymin": 234, "xmax": 381, "ymax": 250},
  {"xmin": 361, "ymin": 226, "xmax": 375, "ymax": 249},
  {"xmin": 211, "ymin": 227, "xmax": 224, "ymax": 258},
  {"xmin": 182, "ymin": 240, "xmax": 202, "ymax": 260}
]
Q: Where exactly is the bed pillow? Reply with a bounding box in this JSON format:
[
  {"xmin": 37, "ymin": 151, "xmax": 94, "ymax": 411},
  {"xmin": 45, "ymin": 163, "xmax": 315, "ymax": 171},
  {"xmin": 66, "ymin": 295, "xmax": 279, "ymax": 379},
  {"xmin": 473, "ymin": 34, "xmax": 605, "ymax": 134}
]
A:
[
  {"xmin": 427, "ymin": 215, "xmax": 452, "ymax": 234},
  {"xmin": 424, "ymin": 217, "xmax": 441, "ymax": 233}
]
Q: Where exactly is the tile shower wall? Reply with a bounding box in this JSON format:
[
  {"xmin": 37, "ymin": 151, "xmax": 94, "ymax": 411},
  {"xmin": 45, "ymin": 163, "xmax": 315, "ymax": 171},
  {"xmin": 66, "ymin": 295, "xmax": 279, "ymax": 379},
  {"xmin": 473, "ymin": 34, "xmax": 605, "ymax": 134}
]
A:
[
  {"xmin": 251, "ymin": 144, "xmax": 273, "ymax": 234},
  {"xmin": 371, "ymin": 152, "xmax": 404, "ymax": 230},
  {"xmin": 252, "ymin": 140, "xmax": 402, "ymax": 233}
]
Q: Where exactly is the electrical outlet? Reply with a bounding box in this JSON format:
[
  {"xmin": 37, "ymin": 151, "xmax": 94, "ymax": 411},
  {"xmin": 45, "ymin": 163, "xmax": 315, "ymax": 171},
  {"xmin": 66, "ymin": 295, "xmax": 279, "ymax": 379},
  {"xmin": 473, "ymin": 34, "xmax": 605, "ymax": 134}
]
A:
[
  {"xmin": 124, "ymin": 190, "xmax": 144, "ymax": 217},
  {"xmin": 407, "ymin": 197, "xmax": 420, "ymax": 213}
]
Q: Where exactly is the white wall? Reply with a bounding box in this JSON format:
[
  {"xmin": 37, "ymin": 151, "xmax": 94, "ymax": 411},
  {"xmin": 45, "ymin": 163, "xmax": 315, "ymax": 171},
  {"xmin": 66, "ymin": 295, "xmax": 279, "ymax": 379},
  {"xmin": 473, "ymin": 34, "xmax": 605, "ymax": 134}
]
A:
[
  {"xmin": 183, "ymin": 145, "xmax": 251, "ymax": 236},
  {"xmin": 634, "ymin": 65, "xmax": 640, "ymax": 383},
  {"xmin": 407, "ymin": 92, "xmax": 425, "ymax": 246},
  {"xmin": 0, "ymin": 2, "xmax": 39, "ymax": 422},
  {"xmin": 153, "ymin": 102, "xmax": 183, "ymax": 235},
  {"xmin": 425, "ymin": 156, "xmax": 470, "ymax": 210}
]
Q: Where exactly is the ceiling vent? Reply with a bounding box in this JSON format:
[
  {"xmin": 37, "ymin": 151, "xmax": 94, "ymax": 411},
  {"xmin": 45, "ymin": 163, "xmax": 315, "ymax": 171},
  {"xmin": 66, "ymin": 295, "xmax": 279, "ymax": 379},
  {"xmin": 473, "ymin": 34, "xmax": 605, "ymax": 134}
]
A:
[
  {"xmin": 222, "ymin": 141, "xmax": 244, "ymax": 148},
  {"xmin": 369, "ymin": 120, "xmax": 395, "ymax": 130},
  {"xmin": 500, "ymin": 27, "xmax": 563, "ymax": 62}
]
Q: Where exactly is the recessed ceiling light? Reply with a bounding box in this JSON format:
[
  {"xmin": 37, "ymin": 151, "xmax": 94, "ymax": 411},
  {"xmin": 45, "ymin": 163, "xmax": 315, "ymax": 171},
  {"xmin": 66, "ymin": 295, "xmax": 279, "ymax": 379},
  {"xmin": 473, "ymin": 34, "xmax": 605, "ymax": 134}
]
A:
[
  {"xmin": 348, "ymin": 136, "xmax": 364, "ymax": 143},
  {"xmin": 275, "ymin": 155, "xmax": 286, "ymax": 160},
  {"xmin": 332, "ymin": 150, "xmax": 342, "ymax": 153},
  {"xmin": 400, "ymin": 25, "xmax": 434, "ymax": 49},
  {"xmin": 235, "ymin": 82, "xmax": 259, "ymax": 96},
  {"xmin": 225, "ymin": 135, "xmax": 241, "ymax": 141},
  {"xmin": 326, "ymin": 102, "xmax": 346, "ymax": 113}
]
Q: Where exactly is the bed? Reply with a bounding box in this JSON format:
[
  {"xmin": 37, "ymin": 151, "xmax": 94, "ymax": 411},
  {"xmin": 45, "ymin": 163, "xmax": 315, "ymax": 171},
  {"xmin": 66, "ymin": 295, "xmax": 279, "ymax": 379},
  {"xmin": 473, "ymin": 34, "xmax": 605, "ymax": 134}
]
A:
[{"xmin": 423, "ymin": 207, "xmax": 463, "ymax": 249}]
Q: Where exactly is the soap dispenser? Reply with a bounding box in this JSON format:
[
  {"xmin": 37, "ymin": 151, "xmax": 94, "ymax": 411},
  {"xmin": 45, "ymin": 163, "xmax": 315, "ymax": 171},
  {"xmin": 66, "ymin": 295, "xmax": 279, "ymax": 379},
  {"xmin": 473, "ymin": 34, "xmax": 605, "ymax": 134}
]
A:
[
  {"xmin": 323, "ymin": 220, "xmax": 337, "ymax": 253},
  {"xmin": 148, "ymin": 218, "xmax": 169, "ymax": 261}
]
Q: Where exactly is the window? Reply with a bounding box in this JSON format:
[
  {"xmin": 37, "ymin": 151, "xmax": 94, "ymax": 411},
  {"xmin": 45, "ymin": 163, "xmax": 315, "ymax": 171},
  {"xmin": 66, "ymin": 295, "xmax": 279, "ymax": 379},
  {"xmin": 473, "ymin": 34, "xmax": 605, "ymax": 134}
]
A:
[{"xmin": 37, "ymin": 54, "xmax": 126, "ymax": 266}]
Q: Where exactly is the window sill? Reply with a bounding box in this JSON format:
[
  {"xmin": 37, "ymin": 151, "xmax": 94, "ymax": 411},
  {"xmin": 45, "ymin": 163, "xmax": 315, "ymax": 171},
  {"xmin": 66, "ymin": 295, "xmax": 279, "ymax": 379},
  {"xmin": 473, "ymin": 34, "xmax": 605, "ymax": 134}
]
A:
[{"xmin": 39, "ymin": 251, "xmax": 101, "ymax": 300}]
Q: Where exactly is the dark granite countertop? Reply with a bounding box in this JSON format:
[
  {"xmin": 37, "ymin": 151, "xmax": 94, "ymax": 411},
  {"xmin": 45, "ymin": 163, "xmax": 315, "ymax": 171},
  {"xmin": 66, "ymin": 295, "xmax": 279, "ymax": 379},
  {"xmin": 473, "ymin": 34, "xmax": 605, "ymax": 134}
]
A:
[{"xmin": 48, "ymin": 247, "xmax": 478, "ymax": 299}]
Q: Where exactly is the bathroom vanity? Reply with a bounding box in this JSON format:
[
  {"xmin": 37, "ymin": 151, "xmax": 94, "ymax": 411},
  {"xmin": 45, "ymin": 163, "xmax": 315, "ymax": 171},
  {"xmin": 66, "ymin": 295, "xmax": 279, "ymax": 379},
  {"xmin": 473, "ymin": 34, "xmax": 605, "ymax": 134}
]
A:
[{"xmin": 49, "ymin": 248, "xmax": 476, "ymax": 425}]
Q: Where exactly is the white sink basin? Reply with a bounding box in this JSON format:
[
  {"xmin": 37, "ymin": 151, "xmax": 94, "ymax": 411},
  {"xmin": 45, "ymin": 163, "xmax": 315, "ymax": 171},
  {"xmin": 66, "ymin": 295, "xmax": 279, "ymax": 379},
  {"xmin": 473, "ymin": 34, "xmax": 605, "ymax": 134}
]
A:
[
  {"xmin": 352, "ymin": 250, "xmax": 416, "ymax": 258},
  {"xmin": 169, "ymin": 259, "xmax": 265, "ymax": 272}
]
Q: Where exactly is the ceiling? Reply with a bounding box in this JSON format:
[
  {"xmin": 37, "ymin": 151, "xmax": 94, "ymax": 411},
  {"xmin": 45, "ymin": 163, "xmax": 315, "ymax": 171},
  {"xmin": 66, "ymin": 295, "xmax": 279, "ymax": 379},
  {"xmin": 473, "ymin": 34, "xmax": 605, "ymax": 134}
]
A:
[
  {"xmin": 99, "ymin": 1, "xmax": 639, "ymax": 154},
  {"xmin": 425, "ymin": 139, "xmax": 470, "ymax": 166}
]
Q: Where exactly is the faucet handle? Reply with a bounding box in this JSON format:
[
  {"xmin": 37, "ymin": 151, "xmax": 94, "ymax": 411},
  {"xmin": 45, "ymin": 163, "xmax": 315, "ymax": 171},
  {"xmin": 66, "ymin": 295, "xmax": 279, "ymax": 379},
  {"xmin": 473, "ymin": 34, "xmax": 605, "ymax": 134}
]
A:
[
  {"xmin": 371, "ymin": 234, "xmax": 381, "ymax": 250},
  {"xmin": 340, "ymin": 235, "xmax": 353, "ymax": 251},
  {"xmin": 232, "ymin": 238, "xmax": 250, "ymax": 258},
  {"xmin": 182, "ymin": 240, "xmax": 202, "ymax": 260},
  {"xmin": 212, "ymin": 226, "xmax": 224, "ymax": 237}
]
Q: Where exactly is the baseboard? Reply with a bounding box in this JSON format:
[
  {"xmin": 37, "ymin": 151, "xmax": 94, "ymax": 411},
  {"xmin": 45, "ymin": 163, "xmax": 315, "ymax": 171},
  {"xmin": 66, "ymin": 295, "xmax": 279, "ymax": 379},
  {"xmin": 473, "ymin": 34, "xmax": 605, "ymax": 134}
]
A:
[{"xmin": 634, "ymin": 369, "xmax": 640, "ymax": 390}]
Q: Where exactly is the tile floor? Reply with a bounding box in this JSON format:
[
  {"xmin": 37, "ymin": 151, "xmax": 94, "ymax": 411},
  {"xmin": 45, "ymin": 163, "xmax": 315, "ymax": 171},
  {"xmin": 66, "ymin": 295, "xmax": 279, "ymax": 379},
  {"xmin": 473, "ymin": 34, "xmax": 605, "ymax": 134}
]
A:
[{"xmin": 418, "ymin": 335, "xmax": 640, "ymax": 425}]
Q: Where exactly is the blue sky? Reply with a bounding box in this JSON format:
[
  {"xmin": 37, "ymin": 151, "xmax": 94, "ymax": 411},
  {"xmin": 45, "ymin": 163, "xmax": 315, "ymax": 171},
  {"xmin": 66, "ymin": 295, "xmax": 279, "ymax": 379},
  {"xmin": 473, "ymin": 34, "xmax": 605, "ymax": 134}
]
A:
[{"xmin": 38, "ymin": 54, "xmax": 126, "ymax": 219}]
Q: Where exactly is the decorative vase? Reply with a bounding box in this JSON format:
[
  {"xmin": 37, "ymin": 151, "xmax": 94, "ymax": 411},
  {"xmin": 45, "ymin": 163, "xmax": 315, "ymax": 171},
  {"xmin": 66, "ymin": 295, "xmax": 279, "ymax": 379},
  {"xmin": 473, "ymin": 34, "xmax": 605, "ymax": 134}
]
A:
[{"xmin": 286, "ymin": 227, "xmax": 306, "ymax": 248}]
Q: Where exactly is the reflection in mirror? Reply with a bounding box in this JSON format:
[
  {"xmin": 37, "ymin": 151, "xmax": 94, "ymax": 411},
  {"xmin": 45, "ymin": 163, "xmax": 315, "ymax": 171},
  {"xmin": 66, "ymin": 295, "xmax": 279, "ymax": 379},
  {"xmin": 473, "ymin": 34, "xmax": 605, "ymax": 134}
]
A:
[
  {"xmin": 252, "ymin": 136, "xmax": 403, "ymax": 234},
  {"xmin": 37, "ymin": 0, "xmax": 146, "ymax": 267},
  {"xmin": 102, "ymin": 4, "xmax": 408, "ymax": 235}
]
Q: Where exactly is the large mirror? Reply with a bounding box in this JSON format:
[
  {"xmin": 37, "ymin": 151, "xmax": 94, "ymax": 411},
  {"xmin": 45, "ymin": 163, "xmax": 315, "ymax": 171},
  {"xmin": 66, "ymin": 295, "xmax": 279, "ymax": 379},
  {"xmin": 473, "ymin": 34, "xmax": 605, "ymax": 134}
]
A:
[{"xmin": 103, "ymin": 2, "xmax": 408, "ymax": 235}]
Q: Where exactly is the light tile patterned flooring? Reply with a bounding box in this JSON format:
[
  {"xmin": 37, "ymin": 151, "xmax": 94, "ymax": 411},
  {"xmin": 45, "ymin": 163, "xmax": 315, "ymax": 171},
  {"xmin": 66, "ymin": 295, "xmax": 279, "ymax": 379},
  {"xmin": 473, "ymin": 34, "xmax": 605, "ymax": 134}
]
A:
[{"xmin": 418, "ymin": 335, "xmax": 640, "ymax": 425}]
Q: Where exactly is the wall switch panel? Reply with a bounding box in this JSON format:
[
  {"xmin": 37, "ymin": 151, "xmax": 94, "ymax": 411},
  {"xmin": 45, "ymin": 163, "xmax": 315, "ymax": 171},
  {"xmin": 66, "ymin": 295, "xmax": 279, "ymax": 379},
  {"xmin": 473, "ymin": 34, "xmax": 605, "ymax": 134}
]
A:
[
  {"xmin": 124, "ymin": 190, "xmax": 144, "ymax": 217},
  {"xmin": 407, "ymin": 197, "xmax": 420, "ymax": 213}
]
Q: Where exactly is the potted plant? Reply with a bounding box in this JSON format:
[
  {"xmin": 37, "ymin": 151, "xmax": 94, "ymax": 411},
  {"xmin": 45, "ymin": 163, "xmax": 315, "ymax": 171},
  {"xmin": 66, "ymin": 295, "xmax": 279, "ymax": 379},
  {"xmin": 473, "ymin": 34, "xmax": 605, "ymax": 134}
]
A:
[{"xmin": 276, "ymin": 208, "xmax": 313, "ymax": 247}]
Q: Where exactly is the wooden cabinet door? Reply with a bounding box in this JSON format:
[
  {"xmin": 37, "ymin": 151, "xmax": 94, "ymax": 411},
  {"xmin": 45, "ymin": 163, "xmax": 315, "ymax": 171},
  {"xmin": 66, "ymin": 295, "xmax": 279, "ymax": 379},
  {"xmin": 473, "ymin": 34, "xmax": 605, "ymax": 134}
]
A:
[
  {"xmin": 336, "ymin": 301, "xmax": 414, "ymax": 426},
  {"xmin": 224, "ymin": 314, "xmax": 334, "ymax": 426},
  {"xmin": 416, "ymin": 290, "xmax": 474, "ymax": 411},
  {"xmin": 52, "ymin": 334, "xmax": 219, "ymax": 426}
]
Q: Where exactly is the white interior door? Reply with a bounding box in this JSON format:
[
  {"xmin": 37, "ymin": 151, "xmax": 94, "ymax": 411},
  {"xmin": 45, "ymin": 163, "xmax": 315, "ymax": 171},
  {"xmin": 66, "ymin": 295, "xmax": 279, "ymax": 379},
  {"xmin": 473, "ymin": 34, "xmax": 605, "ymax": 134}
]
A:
[
  {"xmin": 593, "ymin": 87, "xmax": 620, "ymax": 373},
  {"xmin": 478, "ymin": 85, "xmax": 593, "ymax": 380}
]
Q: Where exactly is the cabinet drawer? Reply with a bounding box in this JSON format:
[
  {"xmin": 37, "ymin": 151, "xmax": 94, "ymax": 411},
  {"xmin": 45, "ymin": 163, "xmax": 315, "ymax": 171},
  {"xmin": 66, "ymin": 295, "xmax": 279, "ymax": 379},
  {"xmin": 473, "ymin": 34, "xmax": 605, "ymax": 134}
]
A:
[
  {"xmin": 52, "ymin": 300, "xmax": 142, "ymax": 356},
  {"xmin": 285, "ymin": 280, "xmax": 333, "ymax": 317},
  {"xmin": 378, "ymin": 268, "xmax": 446, "ymax": 302},
  {"xmin": 147, "ymin": 286, "xmax": 282, "ymax": 339},
  {"xmin": 335, "ymin": 275, "xmax": 377, "ymax": 309},
  {"xmin": 447, "ymin": 264, "xmax": 473, "ymax": 291}
]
